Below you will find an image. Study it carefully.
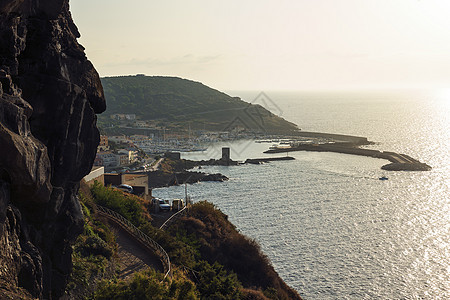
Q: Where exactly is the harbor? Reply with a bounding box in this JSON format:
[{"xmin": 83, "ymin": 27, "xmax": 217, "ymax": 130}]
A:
[{"xmin": 264, "ymin": 142, "xmax": 432, "ymax": 171}]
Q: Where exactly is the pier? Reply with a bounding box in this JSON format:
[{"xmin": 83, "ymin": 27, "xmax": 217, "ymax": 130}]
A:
[
  {"xmin": 244, "ymin": 156, "xmax": 295, "ymax": 164},
  {"xmin": 264, "ymin": 144, "xmax": 431, "ymax": 171}
]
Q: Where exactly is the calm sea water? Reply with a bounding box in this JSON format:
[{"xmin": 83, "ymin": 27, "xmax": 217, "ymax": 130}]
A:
[{"xmin": 154, "ymin": 90, "xmax": 450, "ymax": 299}]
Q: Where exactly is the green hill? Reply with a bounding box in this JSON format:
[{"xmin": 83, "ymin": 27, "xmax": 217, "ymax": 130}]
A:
[{"xmin": 99, "ymin": 75, "xmax": 299, "ymax": 134}]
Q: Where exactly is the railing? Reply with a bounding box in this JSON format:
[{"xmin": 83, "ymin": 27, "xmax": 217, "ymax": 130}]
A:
[
  {"xmin": 96, "ymin": 205, "xmax": 172, "ymax": 279},
  {"xmin": 159, "ymin": 206, "xmax": 188, "ymax": 230}
]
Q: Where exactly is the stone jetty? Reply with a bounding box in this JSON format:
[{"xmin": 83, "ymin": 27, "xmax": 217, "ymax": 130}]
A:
[
  {"xmin": 244, "ymin": 156, "xmax": 295, "ymax": 164},
  {"xmin": 265, "ymin": 144, "xmax": 431, "ymax": 171}
]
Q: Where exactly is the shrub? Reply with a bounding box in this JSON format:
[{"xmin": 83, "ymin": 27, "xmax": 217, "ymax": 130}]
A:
[
  {"xmin": 194, "ymin": 260, "xmax": 242, "ymax": 299},
  {"xmin": 170, "ymin": 201, "xmax": 301, "ymax": 300},
  {"xmin": 90, "ymin": 181, "xmax": 147, "ymax": 227},
  {"xmin": 241, "ymin": 288, "xmax": 270, "ymax": 300},
  {"xmin": 66, "ymin": 185, "xmax": 117, "ymax": 297},
  {"xmin": 93, "ymin": 269, "xmax": 199, "ymax": 300},
  {"xmin": 139, "ymin": 223, "xmax": 199, "ymax": 268},
  {"xmin": 74, "ymin": 235, "xmax": 113, "ymax": 259}
]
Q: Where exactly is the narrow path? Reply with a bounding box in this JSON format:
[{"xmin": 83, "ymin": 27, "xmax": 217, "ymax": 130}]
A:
[
  {"xmin": 96, "ymin": 206, "xmax": 171, "ymax": 279},
  {"xmin": 150, "ymin": 158, "xmax": 164, "ymax": 171},
  {"xmin": 111, "ymin": 224, "xmax": 164, "ymax": 280},
  {"xmin": 150, "ymin": 211, "xmax": 176, "ymax": 228}
]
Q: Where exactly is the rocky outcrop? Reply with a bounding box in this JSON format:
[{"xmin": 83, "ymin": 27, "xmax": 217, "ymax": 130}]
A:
[
  {"xmin": 244, "ymin": 156, "xmax": 295, "ymax": 164},
  {"xmin": 192, "ymin": 158, "xmax": 239, "ymax": 166},
  {"xmin": 148, "ymin": 170, "xmax": 228, "ymax": 189},
  {"xmin": 381, "ymin": 162, "xmax": 432, "ymax": 171},
  {"xmin": 0, "ymin": 1, "xmax": 105, "ymax": 299}
]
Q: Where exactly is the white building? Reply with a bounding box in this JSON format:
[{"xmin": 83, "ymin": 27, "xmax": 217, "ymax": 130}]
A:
[
  {"xmin": 110, "ymin": 114, "xmax": 136, "ymax": 121},
  {"xmin": 118, "ymin": 149, "xmax": 138, "ymax": 163},
  {"xmin": 134, "ymin": 121, "xmax": 148, "ymax": 128},
  {"xmin": 96, "ymin": 151, "xmax": 119, "ymax": 168},
  {"xmin": 118, "ymin": 153, "xmax": 130, "ymax": 166}
]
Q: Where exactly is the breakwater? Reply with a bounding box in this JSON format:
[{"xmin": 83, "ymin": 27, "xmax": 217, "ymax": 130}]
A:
[
  {"xmin": 294, "ymin": 131, "xmax": 370, "ymax": 145},
  {"xmin": 265, "ymin": 144, "xmax": 431, "ymax": 171},
  {"xmin": 245, "ymin": 156, "xmax": 295, "ymax": 164}
]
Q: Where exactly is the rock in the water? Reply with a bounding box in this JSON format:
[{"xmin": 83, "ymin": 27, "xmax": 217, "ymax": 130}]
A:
[
  {"xmin": 381, "ymin": 162, "xmax": 432, "ymax": 171},
  {"xmin": 148, "ymin": 170, "xmax": 228, "ymax": 188},
  {"xmin": 0, "ymin": 0, "xmax": 105, "ymax": 298}
]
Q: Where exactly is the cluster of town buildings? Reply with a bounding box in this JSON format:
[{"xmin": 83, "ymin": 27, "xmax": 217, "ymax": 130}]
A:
[
  {"xmin": 110, "ymin": 113, "xmax": 165, "ymax": 130},
  {"xmin": 89, "ymin": 134, "xmax": 154, "ymax": 200},
  {"xmin": 95, "ymin": 111, "xmax": 275, "ymax": 171},
  {"xmin": 94, "ymin": 135, "xmax": 141, "ymax": 170}
]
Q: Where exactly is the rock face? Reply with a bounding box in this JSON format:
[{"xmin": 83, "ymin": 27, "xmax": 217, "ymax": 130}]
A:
[{"xmin": 0, "ymin": 1, "xmax": 105, "ymax": 299}]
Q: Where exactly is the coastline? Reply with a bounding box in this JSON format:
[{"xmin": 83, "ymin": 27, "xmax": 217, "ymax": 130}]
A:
[
  {"xmin": 264, "ymin": 136, "xmax": 432, "ymax": 171},
  {"xmin": 153, "ymin": 97, "xmax": 447, "ymax": 299}
]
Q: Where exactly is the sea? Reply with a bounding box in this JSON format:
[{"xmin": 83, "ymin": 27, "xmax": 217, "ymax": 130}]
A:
[{"xmin": 153, "ymin": 90, "xmax": 449, "ymax": 299}]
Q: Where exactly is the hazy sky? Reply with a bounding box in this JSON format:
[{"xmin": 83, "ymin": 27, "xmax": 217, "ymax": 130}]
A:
[{"xmin": 70, "ymin": 0, "xmax": 450, "ymax": 91}]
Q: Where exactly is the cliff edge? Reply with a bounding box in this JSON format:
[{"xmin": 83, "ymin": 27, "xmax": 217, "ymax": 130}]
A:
[{"xmin": 0, "ymin": 1, "xmax": 105, "ymax": 298}]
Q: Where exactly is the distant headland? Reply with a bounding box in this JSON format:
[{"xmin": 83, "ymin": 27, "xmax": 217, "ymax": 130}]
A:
[{"xmin": 99, "ymin": 75, "xmax": 299, "ymax": 135}]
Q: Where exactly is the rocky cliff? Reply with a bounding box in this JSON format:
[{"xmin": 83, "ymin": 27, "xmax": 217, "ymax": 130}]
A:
[{"xmin": 0, "ymin": 1, "xmax": 105, "ymax": 298}]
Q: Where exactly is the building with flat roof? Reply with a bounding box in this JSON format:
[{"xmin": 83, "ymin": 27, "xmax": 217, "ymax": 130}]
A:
[
  {"xmin": 104, "ymin": 172, "xmax": 151, "ymax": 200},
  {"xmin": 83, "ymin": 166, "xmax": 105, "ymax": 186}
]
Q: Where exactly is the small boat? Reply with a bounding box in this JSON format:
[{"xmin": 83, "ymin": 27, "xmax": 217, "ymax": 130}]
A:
[{"xmin": 379, "ymin": 176, "xmax": 389, "ymax": 180}]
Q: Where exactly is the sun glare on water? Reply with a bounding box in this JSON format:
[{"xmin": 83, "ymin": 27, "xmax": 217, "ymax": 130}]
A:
[
  {"xmin": 436, "ymin": 88, "xmax": 450, "ymax": 101},
  {"xmin": 434, "ymin": 89, "xmax": 450, "ymax": 117}
]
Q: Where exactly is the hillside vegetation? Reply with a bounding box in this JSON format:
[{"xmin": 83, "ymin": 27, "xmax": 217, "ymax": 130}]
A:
[
  {"xmin": 100, "ymin": 75, "xmax": 299, "ymax": 134},
  {"xmin": 67, "ymin": 181, "xmax": 302, "ymax": 299}
]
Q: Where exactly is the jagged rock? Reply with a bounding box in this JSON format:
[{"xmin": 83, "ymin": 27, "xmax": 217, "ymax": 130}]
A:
[
  {"xmin": 195, "ymin": 158, "xmax": 239, "ymax": 166},
  {"xmin": 148, "ymin": 170, "xmax": 228, "ymax": 188},
  {"xmin": 0, "ymin": 0, "xmax": 105, "ymax": 298},
  {"xmin": 381, "ymin": 162, "xmax": 432, "ymax": 171}
]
